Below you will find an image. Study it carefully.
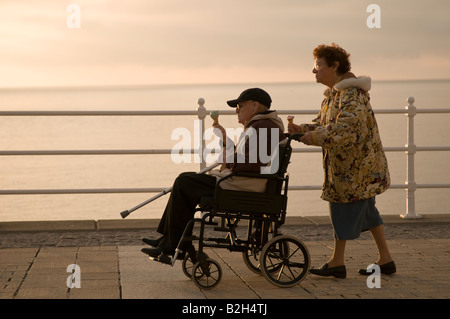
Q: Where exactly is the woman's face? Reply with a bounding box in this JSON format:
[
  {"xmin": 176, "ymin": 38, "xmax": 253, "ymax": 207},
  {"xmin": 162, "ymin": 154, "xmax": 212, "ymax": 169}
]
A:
[{"xmin": 312, "ymin": 57, "xmax": 339, "ymax": 88}]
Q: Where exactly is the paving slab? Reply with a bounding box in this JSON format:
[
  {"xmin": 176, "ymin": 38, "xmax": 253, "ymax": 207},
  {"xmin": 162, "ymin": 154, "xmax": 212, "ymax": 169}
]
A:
[{"xmin": 1, "ymin": 215, "xmax": 449, "ymax": 303}]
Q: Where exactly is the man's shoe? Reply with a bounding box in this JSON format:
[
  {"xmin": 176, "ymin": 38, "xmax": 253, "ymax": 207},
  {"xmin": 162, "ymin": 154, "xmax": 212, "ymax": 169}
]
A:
[
  {"xmin": 310, "ymin": 263, "xmax": 346, "ymax": 278},
  {"xmin": 141, "ymin": 236, "xmax": 164, "ymax": 247},
  {"xmin": 141, "ymin": 236, "xmax": 175, "ymax": 258},
  {"xmin": 358, "ymin": 261, "xmax": 396, "ymax": 275},
  {"xmin": 141, "ymin": 247, "xmax": 163, "ymax": 258}
]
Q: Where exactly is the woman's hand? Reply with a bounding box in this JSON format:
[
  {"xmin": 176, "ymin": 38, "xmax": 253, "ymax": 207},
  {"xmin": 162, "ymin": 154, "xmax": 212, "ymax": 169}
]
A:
[{"xmin": 300, "ymin": 131, "xmax": 313, "ymax": 145}]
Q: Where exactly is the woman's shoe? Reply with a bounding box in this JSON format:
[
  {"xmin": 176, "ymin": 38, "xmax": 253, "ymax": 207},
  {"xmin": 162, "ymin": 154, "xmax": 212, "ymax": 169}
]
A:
[
  {"xmin": 141, "ymin": 236, "xmax": 165, "ymax": 247},
  {"xmin": 358, "ymin": 261, "xmax": 396, "ymax": 275},
  {"xmin": 310, "ymin": 263, "xmax": 346, "ymax": 278}
]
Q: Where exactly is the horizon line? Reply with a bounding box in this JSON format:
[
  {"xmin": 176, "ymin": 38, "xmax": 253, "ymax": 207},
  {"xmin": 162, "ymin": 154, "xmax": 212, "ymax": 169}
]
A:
[{"xmin": 1, "ymin": 77, "xmax": 449, "ymax": 91}]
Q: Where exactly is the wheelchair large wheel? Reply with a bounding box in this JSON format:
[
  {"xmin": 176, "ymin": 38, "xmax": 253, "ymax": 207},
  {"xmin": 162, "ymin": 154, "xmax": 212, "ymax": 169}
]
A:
[
  {"xmin": 191, "ymin": 258, "xmax": 222, "ymax": 289},
  {"xmin": 260, "ymin": 235, "xmax": 310, "ymax": 288}
]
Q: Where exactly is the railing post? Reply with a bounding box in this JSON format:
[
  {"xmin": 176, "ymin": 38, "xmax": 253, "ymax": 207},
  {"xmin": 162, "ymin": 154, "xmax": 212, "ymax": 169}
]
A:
[
  {"xmin": 401, "ymin": 97, "xmax": 421, "ymax": 219},
  {"xmin": 197, "ymin": 98, "xmax": 207, "ymax": 170}
]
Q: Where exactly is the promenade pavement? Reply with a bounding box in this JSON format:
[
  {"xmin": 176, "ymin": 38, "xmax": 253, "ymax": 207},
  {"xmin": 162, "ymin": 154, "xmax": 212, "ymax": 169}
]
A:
[{"xmin": 1, "ymin": 214, "xmax": 449, "ymax": 303}]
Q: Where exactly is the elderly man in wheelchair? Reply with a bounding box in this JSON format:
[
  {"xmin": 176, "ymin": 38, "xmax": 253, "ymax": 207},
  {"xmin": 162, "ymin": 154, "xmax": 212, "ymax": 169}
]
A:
[{"xmin": 141, "ymin": 88, "xmax": 310, "ymax": 288}]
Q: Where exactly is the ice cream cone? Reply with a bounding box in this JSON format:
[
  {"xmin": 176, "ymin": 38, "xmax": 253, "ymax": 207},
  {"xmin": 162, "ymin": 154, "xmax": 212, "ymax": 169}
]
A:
[
  {"xmin": 210, "ymin": 111, "xmax": 219, "ymax": 124},
  {"xmin": 287, "ymin": 115, "xmax": 294, "ymax": 124}
]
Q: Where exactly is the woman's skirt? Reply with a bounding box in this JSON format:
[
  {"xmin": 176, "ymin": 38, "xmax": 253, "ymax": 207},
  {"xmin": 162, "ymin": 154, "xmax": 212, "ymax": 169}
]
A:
[{"xmin": 329, "ymin": 197, "xmax": 383, "ymax": 240}]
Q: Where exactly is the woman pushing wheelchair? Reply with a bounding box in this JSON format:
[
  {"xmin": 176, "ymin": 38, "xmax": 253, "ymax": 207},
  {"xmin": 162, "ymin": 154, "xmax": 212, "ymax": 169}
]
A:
[{"xmin": 288, "ymin": 43, "xmax": 395, "ymax": 278}]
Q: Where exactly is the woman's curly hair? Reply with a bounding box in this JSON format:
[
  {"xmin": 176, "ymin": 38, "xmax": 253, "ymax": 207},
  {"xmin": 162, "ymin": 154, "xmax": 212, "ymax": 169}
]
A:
[{"xmin": 313, "ymin": 43, "xmax": 351, "ymax": 75}]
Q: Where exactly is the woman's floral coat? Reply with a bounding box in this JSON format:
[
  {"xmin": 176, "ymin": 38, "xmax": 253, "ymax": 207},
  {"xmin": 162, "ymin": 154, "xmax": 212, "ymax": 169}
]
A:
[{"xmin": 298, "ymin": 76, "xmax": 390, "ymax": 203}]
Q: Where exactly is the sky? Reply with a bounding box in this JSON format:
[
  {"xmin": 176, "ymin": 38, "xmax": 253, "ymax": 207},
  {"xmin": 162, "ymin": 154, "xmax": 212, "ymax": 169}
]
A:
[{"xmin": 0, "ymin": 0, "xmax": 449, "ymax": 88}]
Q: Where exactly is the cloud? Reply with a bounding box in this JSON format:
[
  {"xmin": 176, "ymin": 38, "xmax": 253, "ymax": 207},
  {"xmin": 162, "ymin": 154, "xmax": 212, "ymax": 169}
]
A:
[{"xmin": 0, "ymin": 0, "xmax": 449, "ymax": 87}]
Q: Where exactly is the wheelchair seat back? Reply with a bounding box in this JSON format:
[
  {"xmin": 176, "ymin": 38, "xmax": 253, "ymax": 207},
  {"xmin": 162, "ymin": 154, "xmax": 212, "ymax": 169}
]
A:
[{"xmin": 213, "ymin": 135, "xmax": 296, "ymax": 216}]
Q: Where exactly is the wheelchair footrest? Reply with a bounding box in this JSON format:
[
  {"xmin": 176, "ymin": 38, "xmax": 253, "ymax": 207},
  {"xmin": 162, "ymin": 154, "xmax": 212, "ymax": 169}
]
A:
[{"xmin": 149, "ymin": 254, "xmax": 172, "ymax": 265}]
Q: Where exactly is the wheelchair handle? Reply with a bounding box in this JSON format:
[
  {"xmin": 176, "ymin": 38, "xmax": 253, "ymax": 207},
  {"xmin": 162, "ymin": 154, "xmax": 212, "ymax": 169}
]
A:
[{"xmin": 287, "ymin": 133, "xmax": 304, "ymax": 143}]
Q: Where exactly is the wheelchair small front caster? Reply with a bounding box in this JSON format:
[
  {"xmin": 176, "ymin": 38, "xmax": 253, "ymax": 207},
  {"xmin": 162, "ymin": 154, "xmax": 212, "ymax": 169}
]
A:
[
  {"xmin": 182, "ymin": 250, "xmax": 198, "ymax": 279},
  {"xmin": 191, "ymin": 258, "xmax": 222, "ymax": 289}
]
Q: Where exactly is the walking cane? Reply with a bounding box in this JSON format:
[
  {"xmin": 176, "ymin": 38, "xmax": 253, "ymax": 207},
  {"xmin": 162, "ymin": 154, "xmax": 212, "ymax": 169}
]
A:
[
  {"xmin": 120, "ymin": 161, "xmax": 221, "ymax": 219},
  {"xmin": 121, "ymin": 110, "xmax": 222, "ymax": 219}
]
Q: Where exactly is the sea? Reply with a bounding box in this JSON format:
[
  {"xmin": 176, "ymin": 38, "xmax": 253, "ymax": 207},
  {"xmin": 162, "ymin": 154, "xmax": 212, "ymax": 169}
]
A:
[{"xmin": 1, "ymin": 79, "xmax": 449, "ymax": 222}]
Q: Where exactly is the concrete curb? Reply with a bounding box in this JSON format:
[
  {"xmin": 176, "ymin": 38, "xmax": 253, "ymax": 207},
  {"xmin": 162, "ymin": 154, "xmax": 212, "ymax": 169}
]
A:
[{"xmin": 1, "ymin": 214, "xmax": 449, "ymax": 232}]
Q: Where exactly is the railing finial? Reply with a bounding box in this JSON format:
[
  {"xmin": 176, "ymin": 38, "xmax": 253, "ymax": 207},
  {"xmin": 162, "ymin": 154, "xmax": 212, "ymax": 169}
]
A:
[{"xmin": 197, "ymin": 98, "xmax": 206, "ymax": 120}]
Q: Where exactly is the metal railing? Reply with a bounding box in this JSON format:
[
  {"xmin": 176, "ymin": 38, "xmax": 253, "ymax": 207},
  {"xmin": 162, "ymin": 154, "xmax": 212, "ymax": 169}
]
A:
[{"xmin": 1, "ymin": 97, "xmax": 450, "ymax": 219}]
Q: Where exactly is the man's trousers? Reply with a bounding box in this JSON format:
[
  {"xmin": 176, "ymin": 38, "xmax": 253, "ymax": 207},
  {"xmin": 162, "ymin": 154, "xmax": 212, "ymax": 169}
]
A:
[{"xmin": 156, "ymin": 172, "xmax": 217, "ymax": 252}]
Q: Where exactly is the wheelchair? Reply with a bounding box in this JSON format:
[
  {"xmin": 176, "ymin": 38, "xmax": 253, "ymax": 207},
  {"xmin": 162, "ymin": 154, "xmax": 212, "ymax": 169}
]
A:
[{"xmin": 152, "ymin": 133, "xmax": 310, "ymax": 289}]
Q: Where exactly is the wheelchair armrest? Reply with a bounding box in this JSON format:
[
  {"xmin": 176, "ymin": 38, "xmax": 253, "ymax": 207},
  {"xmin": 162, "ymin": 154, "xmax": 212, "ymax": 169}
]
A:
[
  {"xmin": 216, "ymin": 171, "xmax": 281, "ymax": 186},
  {"xmin": 215, "ymin": 171, "xmax": 288, "ymax": 197}
]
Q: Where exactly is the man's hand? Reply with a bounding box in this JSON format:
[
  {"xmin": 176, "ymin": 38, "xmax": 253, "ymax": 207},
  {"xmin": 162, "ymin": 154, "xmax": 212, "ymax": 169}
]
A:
[
  {"xmin": 287, "ymin": 122, "xmax": 301, "ymax": 134},
  {"xmin": 212, "ymin": 122, "xmax": 226, "ymax": 142}
]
